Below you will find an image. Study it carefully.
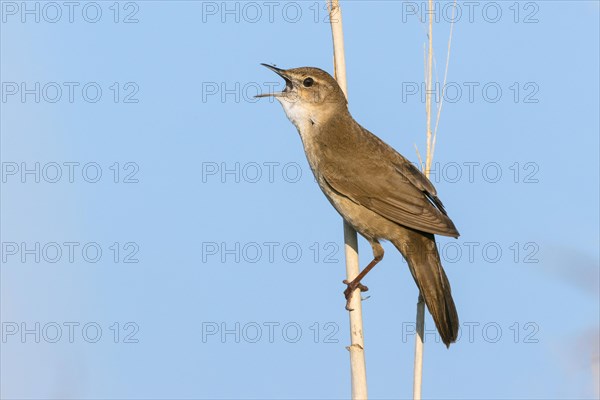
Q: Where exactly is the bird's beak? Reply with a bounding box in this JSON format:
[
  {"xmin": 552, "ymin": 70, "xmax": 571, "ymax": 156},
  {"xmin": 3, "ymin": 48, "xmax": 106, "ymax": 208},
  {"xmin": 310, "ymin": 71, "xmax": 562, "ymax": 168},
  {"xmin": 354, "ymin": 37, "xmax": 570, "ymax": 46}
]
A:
[{"xmin": 255, "ymin": 63, "xmax": 293, "ymax": 98}]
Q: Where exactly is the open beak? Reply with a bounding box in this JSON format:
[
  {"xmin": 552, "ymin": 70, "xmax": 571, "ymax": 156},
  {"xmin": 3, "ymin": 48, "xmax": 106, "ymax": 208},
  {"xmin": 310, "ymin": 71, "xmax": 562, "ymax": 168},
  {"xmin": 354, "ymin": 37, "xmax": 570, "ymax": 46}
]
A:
[{"xmin": 255, "ymin": 63, "xmax": 293, "ymax": 98}]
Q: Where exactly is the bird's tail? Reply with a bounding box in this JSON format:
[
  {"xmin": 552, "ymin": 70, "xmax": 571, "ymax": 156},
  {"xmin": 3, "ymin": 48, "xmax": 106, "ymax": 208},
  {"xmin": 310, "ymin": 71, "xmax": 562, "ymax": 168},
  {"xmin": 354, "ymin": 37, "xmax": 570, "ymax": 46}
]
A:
[{"xmin": 392, "ymin": 231, "xmax": 459, "ymax": 347}]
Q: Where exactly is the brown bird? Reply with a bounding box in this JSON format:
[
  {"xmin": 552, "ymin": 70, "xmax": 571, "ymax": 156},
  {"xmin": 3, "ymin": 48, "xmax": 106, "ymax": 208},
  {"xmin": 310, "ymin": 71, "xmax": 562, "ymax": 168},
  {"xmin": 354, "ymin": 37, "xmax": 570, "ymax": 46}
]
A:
[{"xmin": 256, "ymin": 64, "xmax": 460, "ymax": 347}]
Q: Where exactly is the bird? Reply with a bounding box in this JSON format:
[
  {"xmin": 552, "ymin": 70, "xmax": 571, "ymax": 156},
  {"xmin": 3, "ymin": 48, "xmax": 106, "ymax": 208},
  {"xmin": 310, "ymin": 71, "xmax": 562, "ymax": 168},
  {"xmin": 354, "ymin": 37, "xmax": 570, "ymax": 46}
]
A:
[{"xmin": 256, "ymin": 64, "xmax": 460, "ymax": 347}]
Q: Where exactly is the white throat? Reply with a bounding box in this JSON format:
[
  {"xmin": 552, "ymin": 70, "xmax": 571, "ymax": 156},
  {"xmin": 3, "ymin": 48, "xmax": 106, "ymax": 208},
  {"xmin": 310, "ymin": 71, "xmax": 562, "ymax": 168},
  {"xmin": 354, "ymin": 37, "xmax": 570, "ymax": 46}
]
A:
[{"xmin": 277, "ymin": 97, "xmax": 317, "ymax": 135}]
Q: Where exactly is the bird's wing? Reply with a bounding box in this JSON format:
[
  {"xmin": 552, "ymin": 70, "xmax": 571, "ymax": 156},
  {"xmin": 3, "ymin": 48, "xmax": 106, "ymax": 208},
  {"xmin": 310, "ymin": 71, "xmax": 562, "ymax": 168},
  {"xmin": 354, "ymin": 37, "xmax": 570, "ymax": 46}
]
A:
[{"xmin": 320, "ymin": 125, "xmax": 460, "ymax": 238}]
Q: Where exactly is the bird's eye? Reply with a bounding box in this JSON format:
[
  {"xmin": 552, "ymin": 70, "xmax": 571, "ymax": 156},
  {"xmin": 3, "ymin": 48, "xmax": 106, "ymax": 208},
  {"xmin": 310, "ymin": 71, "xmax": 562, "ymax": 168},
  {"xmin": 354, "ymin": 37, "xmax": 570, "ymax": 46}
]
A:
[{"xmin": 303, "ymin": 77, "xmax": 314, "ymax": 87}]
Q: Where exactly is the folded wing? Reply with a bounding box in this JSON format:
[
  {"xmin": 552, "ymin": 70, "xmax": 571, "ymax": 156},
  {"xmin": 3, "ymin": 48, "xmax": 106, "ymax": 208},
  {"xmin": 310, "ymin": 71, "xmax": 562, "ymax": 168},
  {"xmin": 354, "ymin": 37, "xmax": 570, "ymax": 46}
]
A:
[{"xmin": 321, "ymin": 125, "xmax": 460, "ymax": 238}]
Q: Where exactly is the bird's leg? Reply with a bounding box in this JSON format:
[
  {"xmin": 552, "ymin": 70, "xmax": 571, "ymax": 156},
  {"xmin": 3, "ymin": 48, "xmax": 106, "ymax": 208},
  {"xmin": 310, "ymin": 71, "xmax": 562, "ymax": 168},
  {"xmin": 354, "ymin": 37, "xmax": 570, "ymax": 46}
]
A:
[{"xmin": 343, "ymin": 241, "xmax": 384, "ymax": 311}]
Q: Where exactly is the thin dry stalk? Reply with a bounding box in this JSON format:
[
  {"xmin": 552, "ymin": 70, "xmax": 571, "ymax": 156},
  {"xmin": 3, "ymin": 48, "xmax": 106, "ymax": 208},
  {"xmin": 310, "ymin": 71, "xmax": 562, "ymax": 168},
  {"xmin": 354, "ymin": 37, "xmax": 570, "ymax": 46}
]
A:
[
  {"xmin": 424, "ymin": 0, "xmax": 434, "ymax": 176},
  {"xmin": 413, "ymin": 0, "xmax": 435, "ymax": 397},
  {"xmin": 414, "ymin": 1, "xmax": 457, "ymax": 399},
  {"xmin": 327, "ymin": 1, "xmax": 368, "ymax": 399},
  {"xmin": 431, "ymin": 0, "xmax": 458, "ymax": 162},
  {"xmin": 413, "ymin": 295, "xmax": 425, "ymax": 399}
]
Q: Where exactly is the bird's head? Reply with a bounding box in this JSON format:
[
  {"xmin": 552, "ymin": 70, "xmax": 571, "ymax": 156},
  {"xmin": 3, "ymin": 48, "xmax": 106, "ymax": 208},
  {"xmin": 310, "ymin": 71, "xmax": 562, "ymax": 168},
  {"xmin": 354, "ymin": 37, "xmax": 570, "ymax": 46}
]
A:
[{"xmin": 256, "ymin": 64, "xmax": 348, "ymax": 131}]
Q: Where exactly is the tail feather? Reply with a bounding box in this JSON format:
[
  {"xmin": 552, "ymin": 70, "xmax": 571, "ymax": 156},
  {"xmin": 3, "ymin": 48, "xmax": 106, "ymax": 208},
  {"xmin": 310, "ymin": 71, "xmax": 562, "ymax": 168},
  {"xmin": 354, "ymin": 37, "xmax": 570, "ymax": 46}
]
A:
[{"xmin": 393, "ymin": 232, "xmax": 459, "ymax": 347}]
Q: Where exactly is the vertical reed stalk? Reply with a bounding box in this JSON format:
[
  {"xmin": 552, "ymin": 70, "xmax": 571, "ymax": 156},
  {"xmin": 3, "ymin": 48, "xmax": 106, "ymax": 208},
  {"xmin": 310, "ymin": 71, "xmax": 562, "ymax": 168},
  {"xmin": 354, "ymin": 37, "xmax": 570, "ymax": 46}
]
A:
[{"xmin": 328, "ymin": 1, "xmax": 368, "ymax": 398}]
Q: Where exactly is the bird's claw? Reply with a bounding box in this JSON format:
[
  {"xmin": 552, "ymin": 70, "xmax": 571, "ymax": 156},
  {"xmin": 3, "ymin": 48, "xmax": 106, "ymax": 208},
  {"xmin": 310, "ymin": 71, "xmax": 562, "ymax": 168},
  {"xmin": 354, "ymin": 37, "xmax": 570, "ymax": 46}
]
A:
[{"xmin": 343, "ymin": 279, "xmax": 369, "ymax": 311}]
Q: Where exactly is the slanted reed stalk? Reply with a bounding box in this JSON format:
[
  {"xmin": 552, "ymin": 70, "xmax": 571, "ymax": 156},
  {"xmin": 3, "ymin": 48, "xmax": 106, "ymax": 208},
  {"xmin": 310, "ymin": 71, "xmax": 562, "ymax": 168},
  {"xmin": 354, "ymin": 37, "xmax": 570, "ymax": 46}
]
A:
[{"xmin": 327, "ymin": 1, "xmax": 368, "ymax": 399}]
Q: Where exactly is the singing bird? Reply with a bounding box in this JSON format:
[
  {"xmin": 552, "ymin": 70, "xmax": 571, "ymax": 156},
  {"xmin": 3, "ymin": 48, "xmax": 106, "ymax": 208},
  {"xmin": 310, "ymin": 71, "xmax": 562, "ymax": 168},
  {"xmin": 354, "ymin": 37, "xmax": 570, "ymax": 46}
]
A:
[{"xmin": 256, "ymin": 64, "xmax": 460, "ymax": 346}]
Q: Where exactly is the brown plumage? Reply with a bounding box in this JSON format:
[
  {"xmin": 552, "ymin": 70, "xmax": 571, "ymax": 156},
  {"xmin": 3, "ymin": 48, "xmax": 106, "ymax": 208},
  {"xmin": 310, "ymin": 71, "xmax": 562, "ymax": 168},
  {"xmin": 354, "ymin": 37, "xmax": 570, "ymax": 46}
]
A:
[{"xmin": 257, "ymin": 65, "xmax": 460, "ymax": 346}]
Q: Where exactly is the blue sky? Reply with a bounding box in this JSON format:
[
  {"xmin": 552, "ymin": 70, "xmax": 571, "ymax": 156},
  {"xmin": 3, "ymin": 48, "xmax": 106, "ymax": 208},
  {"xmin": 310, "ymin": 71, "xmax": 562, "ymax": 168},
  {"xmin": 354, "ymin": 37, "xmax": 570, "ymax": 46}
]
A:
[{"xmin": 1, "ymin": 1, "xmax": 599, "ymax": 399}]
